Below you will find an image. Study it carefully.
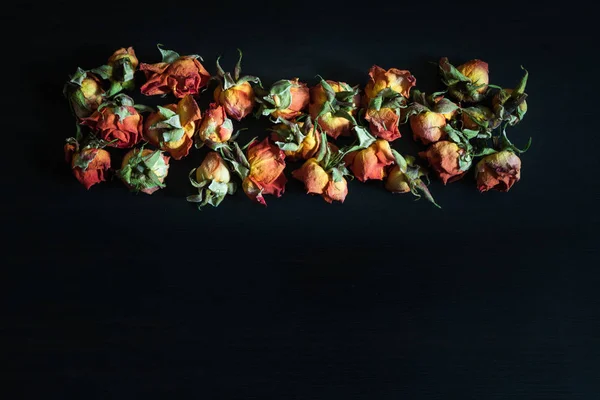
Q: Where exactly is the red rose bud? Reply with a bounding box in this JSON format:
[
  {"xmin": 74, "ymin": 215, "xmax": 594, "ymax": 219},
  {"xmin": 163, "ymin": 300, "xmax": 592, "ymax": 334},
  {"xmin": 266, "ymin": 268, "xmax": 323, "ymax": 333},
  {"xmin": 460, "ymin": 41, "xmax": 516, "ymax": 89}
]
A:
[
  {"xmin": 213, "ymin": 49, "xmax": 261, "ymax": 121},
  {"xmin": 197, "ymin": 102, "xmax": 234, "ymax": 146},
  {"xmin": 308, "ymin": 79, "xmax": 360, "ymax": 139},
  {"xmin": 439, "ymin": 57, "xmax": 489, "ymax": 103},
  {"xmin": 410, "ymin": 111, "xmax": 447, "ymax": 144},
  {"xmin": 144, "ymin": 95, "xmax": 201, "ymax": 160},
  {"xmin": 344, "ymin": 139, "xmax": 395, "ymax": 182},
  {"xmin": 364, "ymin": 65, "xmax": 416, "ymax": 104},
  {"xmin": 270, "ymin": 117, "xmax": 322, "ymax": 161},
  {"xmin": 475, "ymin": 150, "xmax": 521, "ymax": 192},
  {"xmin": 81, "ymin": 94, "xmax": 143, "ymax": 149},
  {"xmin": 118, "ymin": 148, "xmax": 170, "ymax": 195},
  {"xmin": 140, "ymin": 44, "xmax": 210, "ymax": 98},
  {"xmin": 419, "ymin": 141, "xmax": 469, "ymax": 184},
  {"xmin": 492, "ymin": 67, "xmax": 529, "ymax": 126},
  {"xmin": 187, "ymin": 152, "xmax": 236, "ymax": 208},
  {"xmin": 64, "ymin": 138, "xmax": 111, "ymax": 190},
  {"xmin": 292, "ymin": 158, "xmax": 348, "ymax": 204},
  {"xmin": 63, "ymin": 68, "xmax": 105, "ymax": 119},
  {"xmin": 258, "ymin": 78, "xmax": 309, "ymax": 120},
  {"xmin": 231, "ymin": 138, "xmax": 286, "ymax": 206},
  {"xmin": 365, "ymin": 108, "xmax": 401, "ymax": 142}
]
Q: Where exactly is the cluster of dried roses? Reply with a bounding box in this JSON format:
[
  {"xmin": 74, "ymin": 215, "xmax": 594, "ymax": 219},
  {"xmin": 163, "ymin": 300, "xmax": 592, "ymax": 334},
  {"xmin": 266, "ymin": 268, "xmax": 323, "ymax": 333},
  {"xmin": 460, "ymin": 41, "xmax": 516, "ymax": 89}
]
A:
[{"xmin": 63, "ymin": 45, "xmax": 530, "ymax": 208}]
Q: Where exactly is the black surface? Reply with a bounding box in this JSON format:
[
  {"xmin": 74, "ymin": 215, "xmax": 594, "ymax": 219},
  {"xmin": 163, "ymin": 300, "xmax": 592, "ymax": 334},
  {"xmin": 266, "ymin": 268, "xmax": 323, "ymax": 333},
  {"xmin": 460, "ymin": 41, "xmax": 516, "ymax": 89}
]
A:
[{"xmin": 6, "ymin": 2, "xmax": 599, "ymax": 398}]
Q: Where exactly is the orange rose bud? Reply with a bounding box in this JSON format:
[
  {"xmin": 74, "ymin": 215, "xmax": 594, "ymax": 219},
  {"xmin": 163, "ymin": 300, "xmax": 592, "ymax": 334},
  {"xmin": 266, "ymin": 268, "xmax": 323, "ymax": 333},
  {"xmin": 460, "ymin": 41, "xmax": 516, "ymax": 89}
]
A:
[
  {"xmin": 143, "ymin": 95, "xmax": 201, "ymax": 160},
  {"xmin": 81, "ymin": 95, "xmax": 143, "ymax": 149},
  {"xmin": 270, "ymin": 118, "xmax": 321, "ymax": 161},
  {"xmin": 140, "ymin": 45, "xmax": 210, "ymax": 98},
  {"xmin": 65, "ymin": 138, "xmax": 112, "ymax": 190},
  {"xmin": 119, "ymin": 148, "xmax": 170, "ymax": 195},
  {"xmin": 63, "ymin": 68, "xmax": 105, "ymax": 119},
  {"xmin": 457, "ymin": 59, "xmax": 489, "ymax": 94},
  {"xmin": 364, "ymin": 65, "xmax": 416, "ymax": 103},
  {"xmin": 419, "ymin": 141, "xmax": 467, "ymax": 184},
  {"xmin": 475, "ymin": 150, "xmax": 521, "ymax": 192},
  {"xmin": 385, "ymin": 165, "xmax": 411, "ymax": 193},
  {"xmin": 258, "ymin": 78, "xmax": 309, "ymax": 120},
  {"xmin": 187, "ymin": 152, "xmax": 236, "ymax": 208},
  {"xmin": 292, "ymin": 158, "xmax": 348, "ymax": 204},
  {"xmin": 197, "ymin": 102, "xmax": 233, "ymax": 145},
  {"xmin": 409, "ymin": 111, "xmax": 447, "ymax": 144},
  {"xmin": 308, "ymin": 80, "xmax": 360, "ymax": 139},
  {"xmin": 196, "ymin": 152, "xmax": 231, "ymax": 184},
  {"xmin": 365, "ymin": 108, "xmax": 401, "ymax": 142},
  {"xmin": 344, "ymin": 139, "xmax": 395, "ymax": 182},
  {"xmin": 243, "ymin": 138, "xmax": 287, "ymax": 206},
  {"xmin": 214, "ymin": 81, "xmax": 255, "ymax": 121},
  {"xmin": 213, "ymin": 49, "xmax": 261, "ymax": 121},
  {"xmin": 108, "ymin": 47, "xmax": 138, "ymax": 70},
  {"xmin": 324, "ymin": 178, "xmax": 348, "ymax": 203}
]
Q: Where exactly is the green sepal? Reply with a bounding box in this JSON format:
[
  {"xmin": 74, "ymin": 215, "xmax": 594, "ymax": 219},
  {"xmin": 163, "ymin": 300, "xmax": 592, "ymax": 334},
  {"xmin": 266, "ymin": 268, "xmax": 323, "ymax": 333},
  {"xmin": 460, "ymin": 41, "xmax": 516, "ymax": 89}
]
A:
[
  {"xmin": 514, "ymin": 66, "xmax": 529, "ymax": 96},
  {"xmin": 499, "ymin": 125, "xmax": 532, "ymax": 154},
  {"xmin": 162, "ymin": 128, "xmax": 185, "ymax": 143},
  {"xmin": 113, "ymin": 93, "xmax": 135, "ymax": 106},
  {"xmin": 354, "ymin": 125, "xmax": 376, "ymax": 149},
  {"xmin": 391, "ymin": 149, "xmax": 408, "ymax": 173},
  {"xmin": 330, "ymin": 167, "xmax": 343, "ymax": 182},
  {"xmin": 234, "ymin": 48, "xmax": 243, "ymax": 81},
  {"xmin": 69, "ymin": 67, "xmax": 88, "ymax": 86},
  {"xmin": 133, "ymin": 104, "xmax": 154, "ymax": 113},
  {"xmin": 114, "ymin": 106, "xmax": 133, "ymax": 121},
  {"xmin": 432, "ymin": 98, "xmax": 459, "ymax": 114},
  {"xmin": 439, "ymin": 57, "xmax": 470, "ymax": 86},
  {"xmin": 105, "ymin": 81, "xmax": 123, "ymax": 97},
  {"xmin": 90, "ymin": 65, "xmax": 112, "ymax": 80},
  {"xmin": 208, "ymin": 180, "xmax": 229, "ymax": 196},
  {"xmin": 157, "ymin": 44, "xmax": 180, "ymax": 64},
  {"xmin": 473, "ymin": 148, "xmax": 497, "ymax": 157},
  {"xmin": 72, "ymin": 148, "xmax": 98, "ymax": 171}
]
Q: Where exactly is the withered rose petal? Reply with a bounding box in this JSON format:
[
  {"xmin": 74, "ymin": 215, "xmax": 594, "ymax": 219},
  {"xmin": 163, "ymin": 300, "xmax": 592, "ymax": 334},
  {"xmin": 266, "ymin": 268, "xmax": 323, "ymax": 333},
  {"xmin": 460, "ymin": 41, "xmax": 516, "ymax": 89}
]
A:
[
  {"xmin": 365, "ymin": 107, "xmax": 401, "ymax": 142},
  {"xmin": 409, "ymin": 112, "xmax": 446, "ymax": 145},
  {"xmin": 72, "ymin": 148, "xmax": 111, "ymax": 190},
  {"xmin": 292, "ymin": 159, "xmax": 329, "ymax": 195},
  {"xmin": 323, "ymin": 178, "xmax": 348, "ymax": 203},
  {"xmin": 215, "ymin": 82, "xmax": 255, "ymax": 121},
  {"xmin": 419, "ymin": 141, "xmax": 465, "ymax": 184},
  {"xmin": 365, "ymin": 65, "xmax": 416, "ymax": 102},
  {"xmin": 82, "ymin": 106, "xmax": 143, "ymax": 149},
  {"xmin": 140, "ymin": 57, "xmax": 210, "ymax": 98},
  {"xmin": 178, "ymin": 95, "xmax": 202, "ymax": 127},
  {"xmin": 260, "ymin": 171, "xmax": 287, "ymax": 198}
]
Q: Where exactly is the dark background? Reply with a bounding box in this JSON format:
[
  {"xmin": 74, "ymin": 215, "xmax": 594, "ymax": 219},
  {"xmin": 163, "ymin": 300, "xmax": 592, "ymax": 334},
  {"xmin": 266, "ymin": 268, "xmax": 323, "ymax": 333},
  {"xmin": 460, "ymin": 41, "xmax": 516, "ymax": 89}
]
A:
[{"xmin": 5, "ymin": 2, "xmax": 599, "ymax": 398}]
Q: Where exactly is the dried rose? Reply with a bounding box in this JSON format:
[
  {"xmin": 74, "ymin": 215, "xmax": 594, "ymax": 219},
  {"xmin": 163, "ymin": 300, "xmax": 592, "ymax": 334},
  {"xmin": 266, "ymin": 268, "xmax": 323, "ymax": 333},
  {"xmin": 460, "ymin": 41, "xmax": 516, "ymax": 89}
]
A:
[
  {"xmin": 140, "ymin": 44, "xmax": 210, "ymax": 98},
  {"xmin": 270, "ymin": 117, "xmax": 323, "ymax": 161},
  {"xmin": 475, "ymin": 150, "xmax": 521, "ymax": 192},
  {"xmin": 364, "ymin": 65, "xmax": 416, "ymax": 104},
  {"xmin": 257, "ymin": 78, "xmax": 309, "ymax": 120},
  {"xmin": 213, "ymin": 49, "xmax": 261, "ymax": 121},
  {"xmin": 196, "ymin": 102, "xmax": 234, "ymax": 148},
  {"xmin": 118, "ymin": 148, "xmax": 170, "ymax": 195},
  {"xmin": 419, "ymin": 141, "xmax": 469, "ymax": 184},
  {"xmin": 344, "ymin": 139, "xmax": 395, "ymax": 182},
  {"xmin": 365, "ymin": 107, "xmax": 402, "ymax": 142},
  {"xmin": 406, "ymin": 90, "xmax": 459, "ymax": 144},
  {"xmin": 292, "ymin": 158, "xmax": 348, "ymax": 204},
  {"xmin": 493, "ymin": 67, "xmax": 529, "ymax": 126},
  {"xmin": 309, "ymin": 79, "xmax": 360, "ymax": 139},
  {"xmin": 63, "ymin": 68, "xmax": 105, "ymax": 119},
  {"xmin": 80, "ymin": 94, "xmax": 144, "ymax": 149},
  {"xmin": 187, "ymin": 152, "xmax": 236, "ymax": 208},
  {"xmin": 144, "ymin": 95, "xmax": 201, "ymax": 160},
  {"xmin": 439, "ymin": 57, "xmax": 489, "ymax": 103},
  {"xmin": 91, "ymin": 47, "xmax": 139, "ymax": 96},
  {"xmin": 64, "ymin": 138, "xmax": 111, "ymax": 190},
  {"xmin": 385, "ymin": 151, "xmax": 440, "ymax": 207}
]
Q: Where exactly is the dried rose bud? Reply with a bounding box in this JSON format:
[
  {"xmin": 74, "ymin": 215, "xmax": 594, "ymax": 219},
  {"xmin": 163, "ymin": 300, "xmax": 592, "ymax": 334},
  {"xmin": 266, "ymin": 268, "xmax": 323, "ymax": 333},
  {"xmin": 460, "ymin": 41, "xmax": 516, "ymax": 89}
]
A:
[
  {"xmin": 419, "ymin": 141, "xmax": 468, "ymax": 184},
  {"xmin": 81, "ymin": 95, "xmax": 143, "ymax": 149},
  {"xmin": 433, "ymin": 95, "xmax": 458, "ymax": 120},
  {"xmin": 292, "ymin": 158, "xmax": 348, "ymax": 204},
  {"xmin": 309, "ymin": 79, "xmax": 360, "ymax": 139},
  {"xmin": 140, "ymin": 45, "xmax": 210, "ymax": 98},
  {"xmin": 409, "ymin": 111, "xmax": 447, "ymax": 144},
  {"xmin": 344, "ymin": 139, "xmax": 395, "ymax": 182},
  {"xmin": 213, "ymin": 49, "xmax": 261, "ymax": 121},
  {"xmin": 365, "ymin": 107, "xmax": 401, "ymax": 142},
  {"xmin": 364, "ymin": 65, "xmax": 416, "ymax": 104},
  {"xmin": 119, "ymin": 148, "xmax": 170, "ymax": 194},
  {"xmin": 187, "ymin": 152, "xmax": 236, "ymax": 208},
  {"xmin": 258, "ymin": 78, "xmax": 309, "ymax": 120},
  {"xmin": 475, "ymin": 150, "xmax": 521, "ymax": 192},
  {"xmin": 243, "ymin": 138, "xmax": 287, "ymax": 206},
  {"xmin": 144, "ymin": 95, "xmax": 201, "ymax": 160},
  {"xmin": 197, "ymin": 102, "xmax": 234, "ymax": 145},
  {"xmin": 270, "ymin": 118, "xmax": 322, "ymax": 161},
  {"xmin": 492, "ymin": 68, "xmax": 529, "ymax": 126},
  {"xmin": 385, "ymin": 165, "xmax": 410, "ymax": 193},
  {"xmin": 63, "ymin": 68, "xmax": 105, "ymax": 119},
  {"xmin": 439, "ymin": 58, "xmax": 489, "ymax": 103},
  {"xmin": 108, "ymin": 47, "xmax": 138, "ymax": 70},
  {"xmin": 64, "ymin": 139, "xmax": 111, "ymax": 190}
]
